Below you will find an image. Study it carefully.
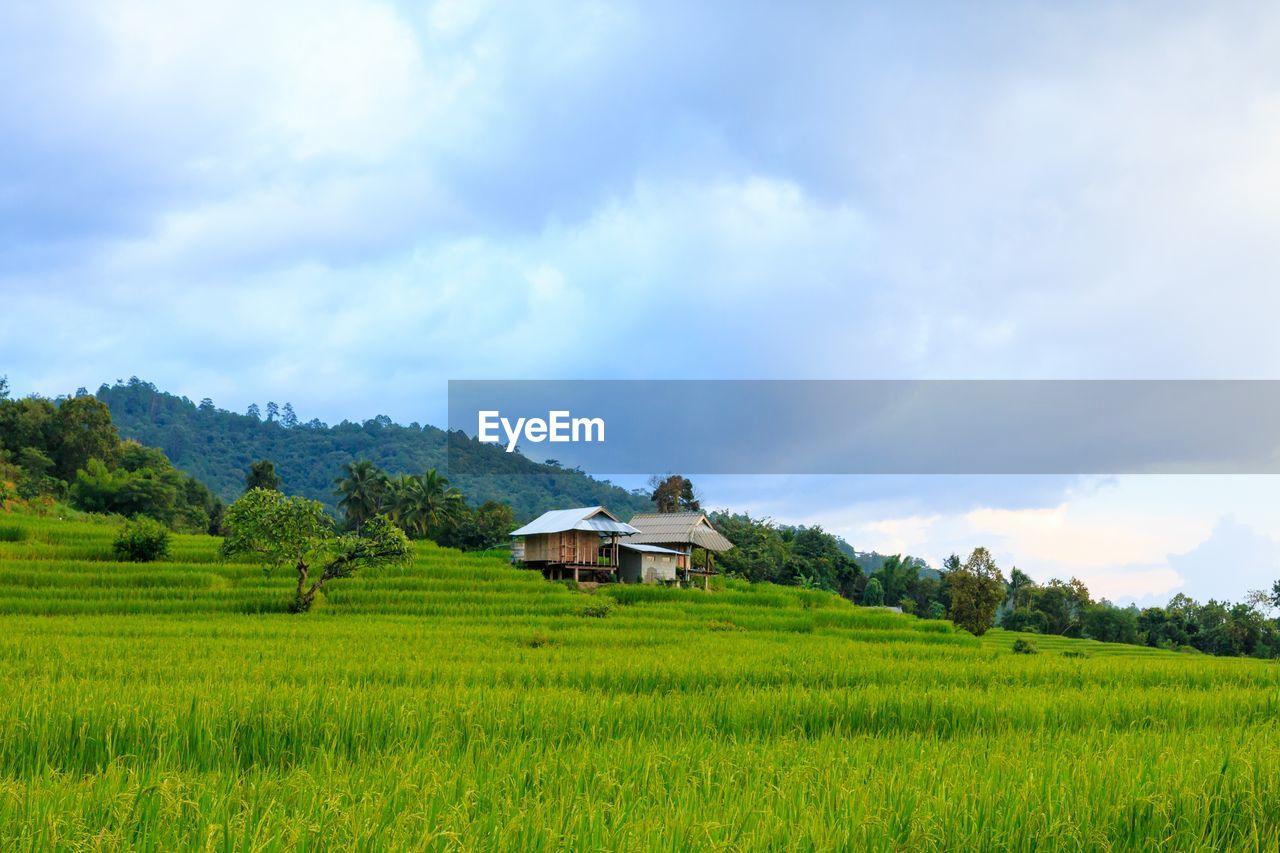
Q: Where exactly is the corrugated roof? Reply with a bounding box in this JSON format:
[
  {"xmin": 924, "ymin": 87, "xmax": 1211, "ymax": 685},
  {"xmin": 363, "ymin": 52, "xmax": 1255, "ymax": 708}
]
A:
[
  {"xmin": 510, "ymin": 506, "xmax": 640, "ymax": 537},
  {"xmin": 619, "ymin": 542, "xmax": 684, "ymax": 555},
  {"xmin": 627, "ymin": 511, "xmax": 734, "ymax": 552}
]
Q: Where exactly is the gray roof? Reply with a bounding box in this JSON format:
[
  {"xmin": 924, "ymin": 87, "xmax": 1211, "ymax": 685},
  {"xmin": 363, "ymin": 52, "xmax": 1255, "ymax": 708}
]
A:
[
  {"xmin": 626, "ymin": 512, "xmax": 734, "ymax": 552},
  {"xmin": 510, "ymin": 506, "xmax": 640, "ymax": 537},
  {"xmin": 619, "ymin": 542, "xmax": 685, "ymax": 555}
]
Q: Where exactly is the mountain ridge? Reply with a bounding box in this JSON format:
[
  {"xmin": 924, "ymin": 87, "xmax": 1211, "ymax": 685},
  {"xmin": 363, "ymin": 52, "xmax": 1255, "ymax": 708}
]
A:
[{"xmin": 96, "ymin": 378, "xmax": 652, "ymax": 522}]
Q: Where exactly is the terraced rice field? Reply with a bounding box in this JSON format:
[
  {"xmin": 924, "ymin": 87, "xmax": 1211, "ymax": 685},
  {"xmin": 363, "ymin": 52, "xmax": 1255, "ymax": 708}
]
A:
[{"xmin": 1, "ymin": 512, "xmax": 1279, "ymax": 850}]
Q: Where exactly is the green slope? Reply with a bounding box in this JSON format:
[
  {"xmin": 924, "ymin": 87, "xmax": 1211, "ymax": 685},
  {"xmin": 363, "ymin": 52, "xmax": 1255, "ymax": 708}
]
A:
[
  {"xmin": 2, "ymin": 510, "xmax": 1279, "ymax": 849},
  {"xmin": 96, "ymin": 378, "xmax": 651, "ymax": 520}
]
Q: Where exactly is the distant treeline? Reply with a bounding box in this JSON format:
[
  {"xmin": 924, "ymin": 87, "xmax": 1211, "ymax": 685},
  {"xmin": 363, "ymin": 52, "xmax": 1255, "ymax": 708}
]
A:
[
  {"xmin": 97, "ymin": 377, "xmax": 652, "ymax": 521},
  {"xmin": 1001, "ymin": 571, "xmax": 1280, "ymax": 659},
  {"xmin": 0, "ymin": 383, "xmax": 223, "ymax": 532}
]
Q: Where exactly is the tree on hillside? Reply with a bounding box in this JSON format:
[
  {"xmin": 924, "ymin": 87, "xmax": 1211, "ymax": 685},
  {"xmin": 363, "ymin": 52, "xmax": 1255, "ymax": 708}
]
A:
[
  {"xmin": 946, "ymin": 547, "xmax": 1006, "ymax": 636},
  {"xmin": 52, "ymin": 395, "xmax": 119, "ymax": 481},
  {"xmin": 281, "ymin": 403, "xmax": 298, "ymax": 429},
  {"xmin": 246, "ymin": 403, "xmax": 261, "ymax": 420},
  {"xmin": 649, "ymin": 474, "xmax": 700, "ymax": 513},
  {"xmin": 385, "ymin": 469, "xmax": 462, "ymax": 539},
  {"xmin": 221, "ymin": 488, "xmax": 411, "ymax": 612},
  {"xmin": 861, "ymin": 577, "xmax": 885, "ymax": 606},
  {"xmin": 1007, "ymin": 567, "xmax": 1034, "ymax": 610},
  {"xmin": 266, "ymin": 402, "xmax": 279, "ymax": 423},
  {"xmin": 245, "ymin": 459, "xmax": 282, "ymax": 493},
  {"xmin": 335, "ymin": 460, "xmax": 388, "ymax": 531}
]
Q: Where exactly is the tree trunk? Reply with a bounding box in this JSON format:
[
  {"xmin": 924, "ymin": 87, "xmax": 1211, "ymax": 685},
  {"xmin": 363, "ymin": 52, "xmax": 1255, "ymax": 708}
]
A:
[{"xmin": 292, "ymin": 560, "xmax": 310, "ymax": 612}]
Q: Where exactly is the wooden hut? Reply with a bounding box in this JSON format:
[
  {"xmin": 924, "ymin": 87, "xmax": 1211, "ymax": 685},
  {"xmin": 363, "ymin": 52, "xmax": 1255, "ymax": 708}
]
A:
[
  {"xmin": 510, "ymin": 506, "xmax": 640, "ymax": 583},
  {"xmin": 627, "ymin": 511, "xmax": 734, "ymax": 588}
]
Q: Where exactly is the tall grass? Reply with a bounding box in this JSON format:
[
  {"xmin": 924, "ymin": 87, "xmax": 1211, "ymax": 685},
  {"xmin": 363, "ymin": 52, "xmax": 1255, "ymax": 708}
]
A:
[{"xmin": 0, "ymin": 511, "xmax": 1278, "ymax": 849}]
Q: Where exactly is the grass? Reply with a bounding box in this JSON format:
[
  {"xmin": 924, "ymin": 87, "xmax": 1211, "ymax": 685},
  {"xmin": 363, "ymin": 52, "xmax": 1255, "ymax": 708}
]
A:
[{"xmin": 0, "ymin": 511, "xmax": 1278, "ymax": 849}]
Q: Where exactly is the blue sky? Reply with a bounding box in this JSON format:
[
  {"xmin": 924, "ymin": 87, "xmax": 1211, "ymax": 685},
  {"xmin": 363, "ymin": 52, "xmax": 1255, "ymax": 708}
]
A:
[{"xmin": 3, "ymin": 1, "xmax": 1280, "ymax": 602}]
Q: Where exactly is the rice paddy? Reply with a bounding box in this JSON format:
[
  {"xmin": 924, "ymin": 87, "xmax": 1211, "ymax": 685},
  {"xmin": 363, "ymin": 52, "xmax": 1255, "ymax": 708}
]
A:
[{"xmin": 1, "ymin": 512, "xmax": 1279, "ymax": 850}]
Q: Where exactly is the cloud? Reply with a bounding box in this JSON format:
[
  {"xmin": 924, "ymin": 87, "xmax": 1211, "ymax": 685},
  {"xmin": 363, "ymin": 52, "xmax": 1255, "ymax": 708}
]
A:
[{"xmin": 4, "ymin": 2, "xmax": 1280, "ymax": 603}]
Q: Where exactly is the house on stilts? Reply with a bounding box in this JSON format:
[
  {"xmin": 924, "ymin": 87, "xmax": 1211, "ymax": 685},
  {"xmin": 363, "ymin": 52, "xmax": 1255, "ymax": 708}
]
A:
[
  {"xmin": 509, "ymin": 506, "xmax": 639, "ymax": 583},
  {"xmin": 625, "ymin": 511, "xmax": 735, "ymax": 588},
  {"xmin": 510, "ymin": 506, "xmax": 736, "ymax": 587}
]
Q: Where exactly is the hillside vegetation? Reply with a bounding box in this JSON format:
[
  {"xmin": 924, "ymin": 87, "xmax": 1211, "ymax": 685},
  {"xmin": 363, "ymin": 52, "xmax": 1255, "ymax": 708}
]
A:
[
  {"xmin": 1, "ymin": 510, "xmax": 1279, "ymax": 849},
  {"xmin": 97, "ymin": 378, "xmax": 651, "ymax": 520}
]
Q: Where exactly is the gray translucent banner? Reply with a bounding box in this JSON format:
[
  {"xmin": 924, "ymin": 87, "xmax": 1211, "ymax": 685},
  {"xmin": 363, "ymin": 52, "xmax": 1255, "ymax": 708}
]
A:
[{"xmin": 447, "ymin": 380, "xmax": 1280, "ymax": 475}]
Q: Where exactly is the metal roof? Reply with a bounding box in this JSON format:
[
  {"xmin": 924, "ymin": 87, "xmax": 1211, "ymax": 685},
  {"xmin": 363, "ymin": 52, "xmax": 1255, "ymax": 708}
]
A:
[
  {"xmin": 619, "ymin": 542, "xmax": 684, "ymax": 555},
  {"xmin": 510, "ymin": 506, "xmax": 640, "ymax": 537},
  {"xmin": 626, "ymin": 511, "xmax": 735, "ymax": 552}
]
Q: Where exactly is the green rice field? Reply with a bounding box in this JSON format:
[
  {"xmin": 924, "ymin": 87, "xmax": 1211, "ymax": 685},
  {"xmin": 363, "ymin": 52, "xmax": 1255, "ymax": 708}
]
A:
[{"xmin": 1, "ymin": 512, "xmax": 1279, "ymax": 850}]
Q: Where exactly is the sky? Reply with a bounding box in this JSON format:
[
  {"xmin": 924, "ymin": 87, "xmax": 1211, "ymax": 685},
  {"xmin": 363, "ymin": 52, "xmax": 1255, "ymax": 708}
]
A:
[{"xmin": 3, "ymin": 1, "xmax": 1280, "ymax": 603}]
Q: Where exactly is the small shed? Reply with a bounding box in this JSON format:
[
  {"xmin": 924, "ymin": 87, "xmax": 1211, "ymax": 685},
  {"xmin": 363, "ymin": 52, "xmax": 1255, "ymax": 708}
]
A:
[
  {"xmin": 510, "ymin": 506, "xmax": 640, "ymax": 582},
  {"xmin": 618, "ymin": 542, "xmax": 686, "ymax": 584},
  {"xmin": 627, "ymin": 511, "xmax": 735, "ymax": 587}
]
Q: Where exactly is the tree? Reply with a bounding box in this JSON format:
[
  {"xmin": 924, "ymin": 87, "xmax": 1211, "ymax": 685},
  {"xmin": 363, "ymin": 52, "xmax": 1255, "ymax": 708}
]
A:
[
  {"xmin": 334, "ymin": 460, "xmax": 388, "ymax": 532},
  {"xmin": 947, "ymin": 547, "xmax": 1007, "ymax": 636},
  {"xmin": 266, "ymin": 402, "xmax": 279, "ymax": 423},
  {"xmin": 245, "ymin": 459, "xmax": 282, "ymax": 492},
  {"xmin": 0, "ymin": 376, "xmax": 8, "ymax": 399},
  {"xmin": 198, "ymin": 398, "xmax": 215, "ymax": 413},
  {"xmin": 220, "ymin": 488, "xmax": 411, "ymax": 612},
  {"xmin": 385, "ymin": 469, "xmax": 460, "ymax": 539},
  {"xmin": 246, "ymin": 403, "xmax": 261, "ymax": 420},
  {"xmin": 649, "ymin": 474, "xmax": 700, "ymax": 513},
  {"xmin": 52, "ymin": 395, "xmax": 119, "ymax": 481},
  {"xmin": 1007, "ymin": 567, "xmax": 1034, "ymax": 609},
  {"xmin": 281, "ymin": 403, "xmax": 298, "ymax": 429},
  {"xmin": 861, "ymin": 577, "xmax": 885, "ymax": 606}
]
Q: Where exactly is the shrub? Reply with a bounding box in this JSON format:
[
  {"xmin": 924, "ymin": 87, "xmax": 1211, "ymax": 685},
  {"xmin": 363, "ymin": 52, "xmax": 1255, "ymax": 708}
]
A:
[
  {"xmin": 578, "ymin": 597, "xmax": 616, "ymax": 618},
  {"xmin": 520, "ymin": 632, "xmax": 553, "ymax": 648},
  {"xmin": 1011, "ymin": 638, "xmax": 1038, "ymax": 655},
  {"xmin": 112, "ymin": 516, "xmax": 171, "ymax": 563},
  {"xmin": 1061, "ymin": 650, "xmax": 1089, "ymax": 659}
]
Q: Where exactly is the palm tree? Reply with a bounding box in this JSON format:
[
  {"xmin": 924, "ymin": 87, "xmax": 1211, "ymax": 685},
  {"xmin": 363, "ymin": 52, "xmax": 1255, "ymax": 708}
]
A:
[
  {"xmin": 334, "ymin": 460, "xmax": 387, "ymax": 532},
  {"xmin": 395, "ymin": 470, "xmax": 462, "ymax": 539}
]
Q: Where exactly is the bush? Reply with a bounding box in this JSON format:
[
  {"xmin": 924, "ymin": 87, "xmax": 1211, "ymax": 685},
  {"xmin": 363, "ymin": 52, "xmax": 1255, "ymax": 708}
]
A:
[
  {"xmin": 1011, "ymin": 638, "xmax": 1038, "ymax": 655},
  {"xmin": 1061, "ymin": 650, "xmax": 1089, "ymax": 659},
  {"xmin": 112, "ymin": 516, "xmax": 171, "ymax": 562},
  {"xmin": 519, "ymin": 632, "xmax": 553, "ymax": 648},
  {"xmin": 578, "ymin": 597, "xmax": 616, "ymax": 618}
]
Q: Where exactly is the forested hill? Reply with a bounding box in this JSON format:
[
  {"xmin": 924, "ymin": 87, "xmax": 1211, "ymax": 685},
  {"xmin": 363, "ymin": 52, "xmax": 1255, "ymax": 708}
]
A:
[{"xmin": 97, "ymin": 379, "xmax": 651, "ymax": 521}]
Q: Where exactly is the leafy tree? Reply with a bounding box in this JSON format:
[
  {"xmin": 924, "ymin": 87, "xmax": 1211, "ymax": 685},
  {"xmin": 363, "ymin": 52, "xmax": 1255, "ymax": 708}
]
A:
[
  {"xmin": 245, "ymin": 459, "xmax": 282, "ymax": 492},
  {"xmin": 435, "ymin": 500, "xmax": 516, "ymax": 551},
  {"xmin": 1081, "ymin": 603, "xmax": 1139, "ymax": 644},
  {"xmin": 926, "ymin": 601, "xmax": 947, "ymax": 620},
  {"xmin": 281, "ymin": 403, "xmax": 298, "ymax": 429},
  {"xmin": 266, "ymin": 402, "xmax": 279, "ymax": 423},
  {"xmin": 220, "ymin": 488, "xmax": 411, "ymax": 612},
  {"xmin": 861, "ymin": 577, "xmax": 885, "ymax": 606},
  {"xmin": 198, "ymin": 398, "xmax": 215, "ymax": 413},
  {"xmin": 0, "ymin": 376, "xmax": 7, "ymax": 399},
  {"xmin": 649, "ymin": 474, "xmax": 700, "ymax": 513},
  {"xmin": 113, "ymin": 517, "xmax": 171, "ymax": 562},
  {"xmin": 334, "ymin": 460, "xmax": 388, "ymax": 532},
  {"xmin": 52, "ymin": 395, "xmax": 119, "ymax": 481},
  {"xmin": 246, "ymin": 403, "xmax": 261, "ymax": 420},
  {"xmin": 947, "ymin": 547, "xmax": 1006, "ymax": 636}
]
